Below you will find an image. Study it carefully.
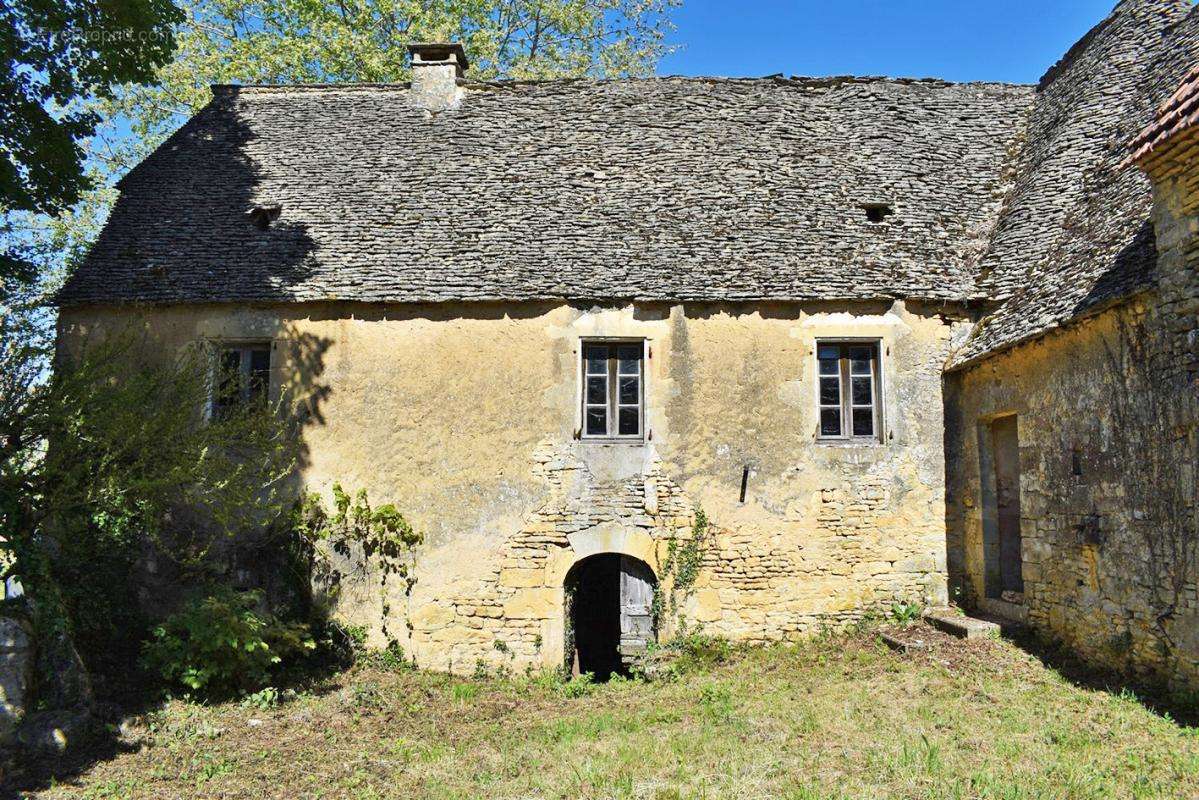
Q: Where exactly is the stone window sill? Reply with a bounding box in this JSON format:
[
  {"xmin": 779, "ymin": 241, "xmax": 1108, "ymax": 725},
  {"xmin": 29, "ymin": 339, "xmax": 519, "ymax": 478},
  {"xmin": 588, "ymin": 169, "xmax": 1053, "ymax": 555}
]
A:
[
  {"xmin": 816, "ymin": 438, "xmax": 886, "ymax": 448},
  {"xmin": 579, "ymin": 438, "xmax": 646, "ymax": 446}
]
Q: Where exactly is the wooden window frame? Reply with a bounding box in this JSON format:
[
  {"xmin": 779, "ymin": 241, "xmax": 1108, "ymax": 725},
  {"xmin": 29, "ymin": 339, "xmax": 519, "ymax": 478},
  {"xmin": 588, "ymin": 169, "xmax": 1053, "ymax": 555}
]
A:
[
  {"xmin": 580, "ymin": 339, "xmax": 645, "ymax": 442},
  {"xmin": 210, "ymin": 341, "xmax": 272, "ymax": 420},
  {"xmin": 815, "ymin": 339, "xmax": 883, "ymax": 442}
]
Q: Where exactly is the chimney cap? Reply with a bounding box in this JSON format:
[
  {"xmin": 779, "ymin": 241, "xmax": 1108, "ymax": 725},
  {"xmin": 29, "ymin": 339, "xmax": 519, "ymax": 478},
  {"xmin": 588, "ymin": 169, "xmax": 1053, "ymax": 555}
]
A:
[{"xmin": 407, "ymin": 42, "xmax": 469, "ymax": 75}]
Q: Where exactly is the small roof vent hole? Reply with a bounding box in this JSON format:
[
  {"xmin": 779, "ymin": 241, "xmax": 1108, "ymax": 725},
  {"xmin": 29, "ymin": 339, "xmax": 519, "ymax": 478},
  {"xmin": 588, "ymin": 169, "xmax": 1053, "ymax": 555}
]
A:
[
  {"xmin": 246, "ymin": 204, "xmax": 282, "ymax": 230},
  {"xmin": 861, "ymin": 203, "xmax": 894, "ymax": 224}
]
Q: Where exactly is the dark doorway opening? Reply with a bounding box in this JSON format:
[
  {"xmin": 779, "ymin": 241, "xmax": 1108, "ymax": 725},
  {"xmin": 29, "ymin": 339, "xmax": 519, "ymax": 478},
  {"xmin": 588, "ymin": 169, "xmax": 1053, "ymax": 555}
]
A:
[
  {"xmin": 565, "ymin": 554, "xmax": 656, "ymax": 681},
  {"xmin": 980, "ymin": 415, "xmax": 1024, "ymax": 600}
]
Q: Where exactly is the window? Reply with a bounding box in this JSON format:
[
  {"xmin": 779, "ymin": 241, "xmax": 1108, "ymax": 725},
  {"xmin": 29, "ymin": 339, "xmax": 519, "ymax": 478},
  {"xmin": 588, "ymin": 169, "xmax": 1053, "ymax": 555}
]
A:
[
  {"xmin": 817, "ymin": 341, "xmax": 882, "ymax": 440},
  {"xmin": 582, "ymin": 341, "xmax": 644, "ymax": 439},
  {"xmin": 212, "ymin": 344, "xmax": 271, "ymax": 418}
]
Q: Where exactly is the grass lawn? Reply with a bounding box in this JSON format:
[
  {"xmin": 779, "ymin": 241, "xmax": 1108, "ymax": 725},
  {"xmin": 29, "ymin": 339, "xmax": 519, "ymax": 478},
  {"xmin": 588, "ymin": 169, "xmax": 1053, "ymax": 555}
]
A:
[{"xmin": 15, "ymin": 623, "xmax": 1199, "ymax": 799}]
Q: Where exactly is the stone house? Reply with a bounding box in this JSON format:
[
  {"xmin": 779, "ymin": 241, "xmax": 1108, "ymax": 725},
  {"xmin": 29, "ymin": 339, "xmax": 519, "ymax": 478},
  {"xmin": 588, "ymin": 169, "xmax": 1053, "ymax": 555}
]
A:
[{"xmin": 56, "ymin": 0, "xmax": 1199, "ymax": 685}]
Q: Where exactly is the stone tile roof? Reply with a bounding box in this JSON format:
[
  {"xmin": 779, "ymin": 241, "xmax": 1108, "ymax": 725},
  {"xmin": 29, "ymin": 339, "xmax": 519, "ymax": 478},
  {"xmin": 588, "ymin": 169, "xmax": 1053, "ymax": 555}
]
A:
[
  {"xmin": 948, "ymin": 0, "xmax": 1199, "ymax": 369},
  {"xmin": 56, "ymin": 75, "xmax": 1032, "ymax": 306}
]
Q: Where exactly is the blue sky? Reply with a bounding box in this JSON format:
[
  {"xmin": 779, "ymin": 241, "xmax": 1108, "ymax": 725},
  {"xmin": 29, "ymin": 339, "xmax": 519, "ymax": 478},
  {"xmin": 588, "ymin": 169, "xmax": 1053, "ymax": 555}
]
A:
[{"xmin": 658, "ymin": 0, "xmax": 1134, "ymax": 83}]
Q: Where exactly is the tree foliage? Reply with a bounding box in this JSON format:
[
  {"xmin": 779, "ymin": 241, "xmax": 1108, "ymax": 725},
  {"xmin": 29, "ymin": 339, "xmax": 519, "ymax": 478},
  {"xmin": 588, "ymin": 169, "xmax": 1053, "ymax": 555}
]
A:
[
  {"xmin": 0, "ymin": 0, "xmax": 181, "ymax": 283},
  {"xmin": 0, "ymin": 0, "xmax": 180, "ymax": 214},
  {"xmin": 0, "ymin": 317, "xmax": 297, "ymax": 681},
  {"xmin": 94, "ymin": 0, "xmax": 676, "ymax": 189}
]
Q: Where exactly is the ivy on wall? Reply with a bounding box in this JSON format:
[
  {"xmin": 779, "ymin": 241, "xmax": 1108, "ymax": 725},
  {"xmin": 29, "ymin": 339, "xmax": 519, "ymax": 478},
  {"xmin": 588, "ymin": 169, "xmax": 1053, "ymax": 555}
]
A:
[
  {"xmin": 653, "ymin": 506, "xmax": 713, "ymax": 627},
  {"xmin": 1102, "ymin": 311, "xmax": 1199, "ymax": 679},
  {"xmin": 295, "ymin": 484, "xmax": 423, "ymax": 642}
]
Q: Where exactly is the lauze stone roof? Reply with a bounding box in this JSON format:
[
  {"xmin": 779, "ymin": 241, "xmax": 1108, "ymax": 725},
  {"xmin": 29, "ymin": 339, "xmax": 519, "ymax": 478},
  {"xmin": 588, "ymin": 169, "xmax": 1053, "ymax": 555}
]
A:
[
  {"xmin": 58, "ymin": 0, "xmax": 1199, "ymax": 367},
  {"xmin": 59, "ymin": 76, "xmax": 1031, "ymax": 307},
  {"xmin": 950, "ymin": 0, "xmax": 1199, "ymax": 367}
]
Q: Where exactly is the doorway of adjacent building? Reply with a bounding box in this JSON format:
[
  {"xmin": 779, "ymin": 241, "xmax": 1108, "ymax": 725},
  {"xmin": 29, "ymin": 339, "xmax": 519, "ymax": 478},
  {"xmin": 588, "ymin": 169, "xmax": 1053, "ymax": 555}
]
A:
[
  {"xmin": 980, "ymin": 414, "xmax": 1024, "ymax": 600},
  {"xmin": 565, "ymin": 554, "xmax": 656, "ymax": 681}
]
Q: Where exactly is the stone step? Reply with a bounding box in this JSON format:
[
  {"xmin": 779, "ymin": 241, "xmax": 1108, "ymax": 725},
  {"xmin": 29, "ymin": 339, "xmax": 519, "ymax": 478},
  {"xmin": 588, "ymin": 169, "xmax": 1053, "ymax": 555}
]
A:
[
  {"xmin": 923, "ymin": 611, "xmax": 1001, "ymax": 640},
  {"xmin": 977, "ymin": 597, "xmax": 1028, "ymax": 625}
]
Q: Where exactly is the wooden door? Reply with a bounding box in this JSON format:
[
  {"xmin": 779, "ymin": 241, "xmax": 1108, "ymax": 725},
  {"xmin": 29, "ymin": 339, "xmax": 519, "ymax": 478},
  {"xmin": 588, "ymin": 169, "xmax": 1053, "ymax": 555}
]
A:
[
  {"xmin": 618, "ymin": 556, "xmax": 655, "ymax": 662},
  {"xmin": 991, "ymin": 416, "xmax": 1024, "ymax": 595}
]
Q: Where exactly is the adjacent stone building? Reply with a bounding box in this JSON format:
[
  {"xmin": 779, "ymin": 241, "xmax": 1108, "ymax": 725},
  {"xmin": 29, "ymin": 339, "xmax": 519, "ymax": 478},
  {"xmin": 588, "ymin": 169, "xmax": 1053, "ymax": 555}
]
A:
[{"xmin": 57, "ymin": 0, "xmax": 1199, "ymax": 685}]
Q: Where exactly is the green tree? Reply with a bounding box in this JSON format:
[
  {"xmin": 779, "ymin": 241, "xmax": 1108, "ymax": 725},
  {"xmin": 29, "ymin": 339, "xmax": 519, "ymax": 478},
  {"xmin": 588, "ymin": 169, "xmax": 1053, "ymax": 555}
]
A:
[
  {"xmin": 97, "ymin": 0, "xmax": 677, "ymax": 190},
  {"xmin": 1, "ymin": 0, "xmax": 181, "ymax": 283},
  {"xmin": 0, "ymin": 317, "xmax": 298, "ymax": 682}
]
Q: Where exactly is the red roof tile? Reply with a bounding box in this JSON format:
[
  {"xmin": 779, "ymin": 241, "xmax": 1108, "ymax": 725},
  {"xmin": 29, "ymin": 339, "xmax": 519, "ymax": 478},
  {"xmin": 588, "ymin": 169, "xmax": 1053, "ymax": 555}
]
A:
[{"xmin": 1131, "ymin": 61, "xmax": 1199, "ymax": 162}]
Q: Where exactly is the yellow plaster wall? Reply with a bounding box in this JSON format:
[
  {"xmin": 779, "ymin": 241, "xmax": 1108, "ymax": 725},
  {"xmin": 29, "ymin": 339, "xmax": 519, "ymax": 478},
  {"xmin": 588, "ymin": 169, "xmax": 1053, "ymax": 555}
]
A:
[{"xmin": 59, "ymin": 299, "xmax": 966, "ymax": 674}]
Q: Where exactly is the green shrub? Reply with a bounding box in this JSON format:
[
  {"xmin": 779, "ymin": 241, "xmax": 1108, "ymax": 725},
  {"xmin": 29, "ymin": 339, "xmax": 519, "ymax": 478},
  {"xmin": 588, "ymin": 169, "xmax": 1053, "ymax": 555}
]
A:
[
  {"xmin": 699, "ymin": 684, "xmax": 735, "ymax": 723},
  {"xmin": 672, "ymin": 631, "xmax": 733, "ymax": 669},
  {"xmin": 629, "ymin": 629, "xmax": 734, "ymax": 681},
  {"xmin": 360, "ymin": 640, "xmax": 411, "ymax": 672},
  {"xmin": 888, "ymin": 601, "xmax": 922, "ymax": 626},
  {"xmin": 142, "ymin": 589, "xmax": 314, "ymax": 699},
  {"xmin": 560, "ymin": 671, "xmax": 596, "ymax": 697},
  {"xmin": 241, "ymin": 686, "xmax": 281, "ymax": 710}
]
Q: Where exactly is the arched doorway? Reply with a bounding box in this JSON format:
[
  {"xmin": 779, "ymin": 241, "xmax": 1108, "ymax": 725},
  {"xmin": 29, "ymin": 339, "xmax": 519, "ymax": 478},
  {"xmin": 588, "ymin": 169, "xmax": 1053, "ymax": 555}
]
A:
[{"xmin": 564, "ymin": 554, "xmax": 657, "ymax": 681}]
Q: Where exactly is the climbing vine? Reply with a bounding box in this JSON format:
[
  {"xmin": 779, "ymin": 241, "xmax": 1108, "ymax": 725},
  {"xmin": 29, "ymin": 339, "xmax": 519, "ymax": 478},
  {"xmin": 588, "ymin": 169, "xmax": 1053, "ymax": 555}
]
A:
[
  {"xmin": 653, "ymin": 506, "xmax": 713, "ymax": 626},
  {"xmin": 1101, "ymin": 311, "xmax": 1199, "ymax": 675},
  {"xmin": 294, "ymin": 484, "xmax": 423, "ymax": 642}
]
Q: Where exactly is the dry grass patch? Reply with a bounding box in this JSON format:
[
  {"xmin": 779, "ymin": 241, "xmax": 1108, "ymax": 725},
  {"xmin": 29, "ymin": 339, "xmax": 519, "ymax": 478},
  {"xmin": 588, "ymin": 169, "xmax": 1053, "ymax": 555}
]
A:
[{"xmin": 13, "ymin": 623, "xmax": 1199, "ymax": 799}]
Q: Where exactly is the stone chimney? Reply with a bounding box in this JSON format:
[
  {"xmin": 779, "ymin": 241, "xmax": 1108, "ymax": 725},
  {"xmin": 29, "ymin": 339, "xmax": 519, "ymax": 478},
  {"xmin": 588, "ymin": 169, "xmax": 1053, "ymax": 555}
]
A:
[{"xmin": 407, "ymin": 43, "xmax": 468, "ymax": 113}]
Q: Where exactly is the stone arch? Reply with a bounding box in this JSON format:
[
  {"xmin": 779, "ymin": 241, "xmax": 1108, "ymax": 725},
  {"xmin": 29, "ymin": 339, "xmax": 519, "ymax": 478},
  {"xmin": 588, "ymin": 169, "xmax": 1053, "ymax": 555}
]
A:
[
  {"xmin": 544, "ymin": 523, "xmax": 659, "ymax": 588},
  {"xmin": 562, "ymin": 550, "xmax": 658, "ymax": 680},
  {"xmin": 539, "ymin": 523, "xmax": 661, "ymax": 671}
]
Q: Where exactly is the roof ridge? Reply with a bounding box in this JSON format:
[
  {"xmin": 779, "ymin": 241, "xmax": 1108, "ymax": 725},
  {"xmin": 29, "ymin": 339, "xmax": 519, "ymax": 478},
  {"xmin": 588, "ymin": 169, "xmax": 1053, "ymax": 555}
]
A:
[
  {"xmin": 212, "ymin": 73, "xmax": 1030, "ymax": 96},
  {"xmin": 1037, "ymin": 0, "xmax": 1192, "ymax": 90}
]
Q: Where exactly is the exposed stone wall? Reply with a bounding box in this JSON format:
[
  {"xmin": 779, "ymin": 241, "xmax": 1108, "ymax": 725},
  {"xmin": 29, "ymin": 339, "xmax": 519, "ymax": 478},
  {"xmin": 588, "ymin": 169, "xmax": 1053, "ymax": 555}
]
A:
[
  {"xmin": 946, "ymin": 295, "xmax": 1199, "ymax": 688},
  {"xmin": 59, "ymin": 299, "xmax": 967, "ymax": 674}
]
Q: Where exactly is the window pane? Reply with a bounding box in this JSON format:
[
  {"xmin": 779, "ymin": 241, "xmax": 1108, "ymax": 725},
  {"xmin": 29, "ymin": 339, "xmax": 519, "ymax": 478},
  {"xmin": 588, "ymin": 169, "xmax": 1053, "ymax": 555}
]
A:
[
  {"xmin": 587, "ymin": 376, "xmax": 607, "ymax": 404},
  {"xmin": 852, "ymin": 408, "xmax": 874, "ymax": 436},
  {"xmin": 249, "ymin": 348, "xmax": 270, "ymax": 373},
  {"xmin": 817, "ymin": 344, "xmax": 841, "ymax": 362},
  {"xmin": 618, "ymin": 406, "xmax": 639, "ymax": 435},
  {"xmin": 820, "ymin": 377, "xmax": 840, "ymax": 405},
  {"xmin": 851, "ymin": 376, "xmax": 872, "ymax": 406},
  {"xmin": 584, "ymin": 346, "xmax": 608, "ymax": 374},
  {"xmin": 220, "ymin": 349, "xmax": 241, "ymax": 377},
  {"xmin": 818, "ymin": 355, "xmax": 839, "ymax": 375},
  {"xmin": 617, "ymin": 345, "xmax": 641, "ymax": 375},
  {"xmin": 619, "ymin": 376, "xmax": 639, "ymax": 405},
  {"xmin": 214, "ymin": 350, "xmax": 242, "ymax": 415},
  {"xmin": 850, "ymin": 346, "xmax": 874, "ymax": 375},
  {"xmin": 248, "ymin": 348, "xmax": 270, "ymax": 402},
  {"xmin": 586, "ymin": 407, "xmax": 607, "ymax": 436},
  {"xmin": 820, "ymin": 408, "xmax": 841, "ymax": 437}
]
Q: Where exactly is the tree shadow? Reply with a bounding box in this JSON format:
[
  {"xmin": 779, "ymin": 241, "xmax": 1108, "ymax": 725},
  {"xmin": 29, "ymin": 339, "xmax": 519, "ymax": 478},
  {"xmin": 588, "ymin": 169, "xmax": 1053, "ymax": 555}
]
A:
[
  {"xmin": 1068, "ymin": 218, "xmax": 1156, "ymax": 319},
  {"xmin": 7, "ymin": 88, "xmax": 343, "ymax": 794},
  {"xmin": 60, "ymin": 85, "xmax": 319, "ymax": 304},
  {"xmin": 1002, "ymin": 626, "xmax": 1198, "ymax": 729}
]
